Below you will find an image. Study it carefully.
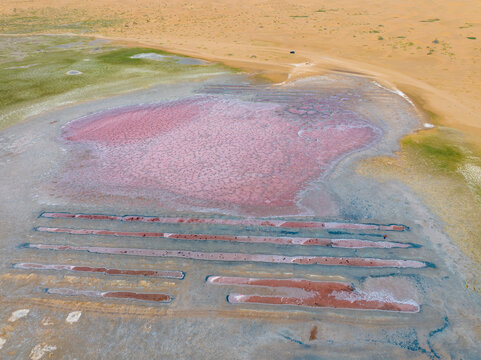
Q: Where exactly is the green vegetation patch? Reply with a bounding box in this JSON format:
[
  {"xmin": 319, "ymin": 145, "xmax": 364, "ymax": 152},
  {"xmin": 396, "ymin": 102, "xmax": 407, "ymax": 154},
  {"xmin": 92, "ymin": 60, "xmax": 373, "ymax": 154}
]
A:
[
  {"xmin": 420, "ymin": 18, "xmax": 440, "ymax": 23},
  {"xmin": 401, "ymin": 128, "xmax": 467, "ymax": 174},
  {"xmin": 395, "ymin": 126, "xmax": 481, "ymax": 272},
  {"xmin": 0, "ymin": 36, "xmax": 230, "ymax": 130},
  {"xmin": 0, "ymin": 8, "xmax": 124, "ymax": 34}
]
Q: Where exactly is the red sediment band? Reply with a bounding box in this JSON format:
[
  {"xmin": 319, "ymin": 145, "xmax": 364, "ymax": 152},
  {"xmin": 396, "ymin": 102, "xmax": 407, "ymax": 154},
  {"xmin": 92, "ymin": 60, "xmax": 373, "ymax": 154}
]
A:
[
  {"xmin": 36, "ymin": 227, "xmax": 168, "ymax": 238},
  {"xmin": 208, "ymin": 276, "xmax": 419, "ymax": 312},
  {"xmin": 26, "ymin": 244, "xmax": 427, "ymax": 268},
  {"xmin": 39, "ymin": 212, "xmax": 407, "ymax": 231},
  {"xmin": 103, "ymin": 291, "xmax": 171, "ymax": 302},
  {"xmin": 207, "ymin": 276, "xmax": 354, "ymax": 291},
  {"xmin": 228, "ymin": 293, "xmax": 419, "ymax": 312},
  {"xmin": 35, "ymin": 227, "xmax": 410, "ymax": 249},
  {"xmin": 46, "ymin": 287, "xmax": 172, "ymax": 302},
  {"xmin": 13, "ymin": 262, "xmax": 184, "ymax": 279}
]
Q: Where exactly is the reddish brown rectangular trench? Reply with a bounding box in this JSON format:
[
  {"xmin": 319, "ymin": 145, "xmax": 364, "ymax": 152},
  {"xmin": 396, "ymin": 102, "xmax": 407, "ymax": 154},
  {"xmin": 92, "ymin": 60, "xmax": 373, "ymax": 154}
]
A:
[
  {"xmin": 35, "ymin": 226, "xmax": 413, "ymax": 249},
  {"xmin": 39, "ymin": 212, "xmax": 407, "ymax": 231},
  {"xmin": 23, "ymin": 243, "xmax": 428, "ymax": 268},
  {"xmin": 207, "ymin": 276, "xmax": 419, "ymax": 312},
  {"xmin": 13, "ymin": 262, "xmax": 185, "ymax": 279},
  {"xmin": 46, "ymin": 287, "xmax": 172, "ymax": 302}
]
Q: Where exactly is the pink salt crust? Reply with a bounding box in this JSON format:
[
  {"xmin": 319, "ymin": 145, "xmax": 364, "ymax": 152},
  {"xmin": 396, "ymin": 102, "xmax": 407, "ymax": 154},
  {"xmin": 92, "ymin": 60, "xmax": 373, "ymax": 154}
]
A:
[{"xmin": 62, "ymin": 96, "xmax": 381, "ymax": 212}]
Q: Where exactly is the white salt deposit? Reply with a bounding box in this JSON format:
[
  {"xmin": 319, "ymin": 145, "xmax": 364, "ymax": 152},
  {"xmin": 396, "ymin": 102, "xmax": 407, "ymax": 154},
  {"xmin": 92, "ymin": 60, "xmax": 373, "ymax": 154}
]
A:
[
  {"xmin": 372, "ymin": 81, "xmax": 415, "ymax": 106},
  {"xmin": 458, "ymin": 163, "xmax": 481, "ymax": 186},
  {"xmin": 66, "ymin": 311, "xmax": 82, "ymax": 324},
  {"xmin": 330, "ymin": 289, "xmax": 419, "ymax": 311},
  {"xmin": 8, "ymin": 309, "xmax": 30, "ymax": 322},
  {"xmin": 29, "ymin": 343, "xmax": 57, "ymax": 360},
  {"xmin": 130, "ymin": 53, "xmax": 167, "ymax": 61},
  {"xmin": 5, "ymin": 64, "xmax": 38, "ymax": 70}
]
